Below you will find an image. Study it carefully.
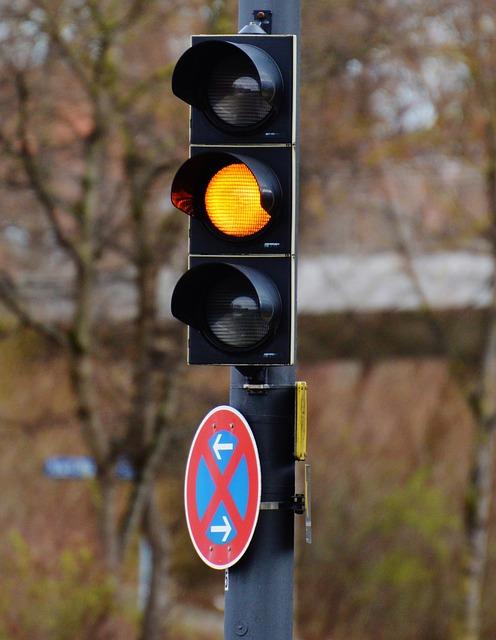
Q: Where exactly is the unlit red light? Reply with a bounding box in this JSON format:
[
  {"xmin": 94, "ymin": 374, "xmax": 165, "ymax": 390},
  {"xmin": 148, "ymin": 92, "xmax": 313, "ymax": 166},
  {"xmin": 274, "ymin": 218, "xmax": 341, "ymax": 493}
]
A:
[{"xmin": 205, "ymin": 164, "xmax": 270, "ymax": 237}]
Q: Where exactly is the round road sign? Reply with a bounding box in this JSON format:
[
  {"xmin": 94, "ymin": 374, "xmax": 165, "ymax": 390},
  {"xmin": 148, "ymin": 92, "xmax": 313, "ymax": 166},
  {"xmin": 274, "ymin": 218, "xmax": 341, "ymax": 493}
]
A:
[{"xmin": 184, "ymin": 405, "xmax": 261, "ymax": 570}]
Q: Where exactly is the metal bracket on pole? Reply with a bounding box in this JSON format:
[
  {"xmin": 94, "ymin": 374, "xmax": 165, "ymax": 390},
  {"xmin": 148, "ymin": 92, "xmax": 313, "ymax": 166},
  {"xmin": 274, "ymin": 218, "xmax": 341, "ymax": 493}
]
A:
[
  {"xmin": 260, "ymin": 494, "xmax": 304, "ymax": 513},
  {"xmin": 304, "ymin": 463, "xmax": 312, "ymax": 544},
  {"xmin": 259, "ymin": 486, "xmax": 312, "ymax": 544},
  {"xmin": 242, "ymin": 383, "xmax": 271, "ymax": 393},
  {"xmin": 253, "ymin": 10, "xmax": 272, "ymax": 33},
  {"xmin": 293, "ymin": 493, "xmax": 305, "ymax": 514},
  {"xmin": 239, "ymin": 8, "xmax": 272, "ymax": 34}
]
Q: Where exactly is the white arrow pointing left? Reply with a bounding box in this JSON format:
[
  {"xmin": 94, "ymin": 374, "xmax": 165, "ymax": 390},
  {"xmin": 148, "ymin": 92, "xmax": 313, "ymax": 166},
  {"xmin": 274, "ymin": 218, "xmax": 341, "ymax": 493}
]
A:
[
  {"xmin": 210, "ymin": 515, "xmax": 232, "ymax": 543},
  {"xmin": 213, "ymin": 432, "xmax": 234, "ymax": 461}
]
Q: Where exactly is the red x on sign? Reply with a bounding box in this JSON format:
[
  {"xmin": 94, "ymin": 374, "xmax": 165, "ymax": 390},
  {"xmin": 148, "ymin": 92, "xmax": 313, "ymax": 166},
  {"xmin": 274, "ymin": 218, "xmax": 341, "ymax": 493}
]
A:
[{"xmin": 185, "ymin": 406, "xmax": 261, "ymax": 569}]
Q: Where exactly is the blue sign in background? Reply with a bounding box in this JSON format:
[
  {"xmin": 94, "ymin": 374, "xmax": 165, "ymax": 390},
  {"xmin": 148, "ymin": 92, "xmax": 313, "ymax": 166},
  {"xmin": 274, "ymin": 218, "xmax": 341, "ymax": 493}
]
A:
[{"xmin": 43, "ymin": 456, "xmax": 134, "ymax": 480}]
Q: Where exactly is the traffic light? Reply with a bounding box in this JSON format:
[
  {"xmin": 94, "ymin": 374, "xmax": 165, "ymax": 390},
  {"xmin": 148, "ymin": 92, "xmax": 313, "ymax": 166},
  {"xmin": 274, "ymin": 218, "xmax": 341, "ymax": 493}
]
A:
[{"xmin": 170, "ymin": 34, "xmax": 297, "ymax": 366}]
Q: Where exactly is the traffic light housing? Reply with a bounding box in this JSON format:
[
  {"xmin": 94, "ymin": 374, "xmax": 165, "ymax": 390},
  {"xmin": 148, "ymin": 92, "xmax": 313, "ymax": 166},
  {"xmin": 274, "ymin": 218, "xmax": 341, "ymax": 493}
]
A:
[
  {"xmin": 170, "ymin": 34, "xmax": 297, "ymax": 366},
  {"xmin": 171, "ymin": 147, "xmax": 293, "ymax": 255},
  {"xmin": 171, "ymin": 36, "xmax": 294, "ymax": 145}
]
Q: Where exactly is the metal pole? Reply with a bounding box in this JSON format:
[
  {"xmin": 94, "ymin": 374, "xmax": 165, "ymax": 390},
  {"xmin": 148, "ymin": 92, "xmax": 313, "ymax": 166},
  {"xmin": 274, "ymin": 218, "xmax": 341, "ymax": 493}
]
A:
[
  {"xmin": 225, "ymin": 366, "xmax": 296, "ymax": 640},
  {"xmin": 225, "ymin": 5, "xmax": 301, "ymax": 639}
]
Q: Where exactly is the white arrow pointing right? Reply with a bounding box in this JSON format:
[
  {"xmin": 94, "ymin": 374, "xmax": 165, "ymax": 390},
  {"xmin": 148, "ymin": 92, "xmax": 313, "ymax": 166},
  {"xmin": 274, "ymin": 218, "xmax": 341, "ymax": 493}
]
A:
[{"xmin": 210, "ymin": 515, "xmax": 232, "ymax": 543}]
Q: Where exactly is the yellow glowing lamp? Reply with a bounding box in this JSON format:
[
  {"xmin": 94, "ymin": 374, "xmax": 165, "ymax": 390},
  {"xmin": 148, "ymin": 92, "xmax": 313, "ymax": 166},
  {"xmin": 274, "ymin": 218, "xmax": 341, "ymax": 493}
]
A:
[{"xmin": 205, "ymin": 164, "xmax": 271, "ymax": 238}]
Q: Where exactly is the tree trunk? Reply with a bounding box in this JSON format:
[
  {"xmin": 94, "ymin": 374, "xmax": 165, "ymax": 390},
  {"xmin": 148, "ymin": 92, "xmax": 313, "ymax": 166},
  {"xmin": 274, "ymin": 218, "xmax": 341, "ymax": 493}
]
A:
[
  {"xmin": 99, "ymin": 474, "xmax": 121, "ymax": 574},
  {"xmin": 463, "ymin": 123, "xmax": 496, "ymax": 640},
  {"xmin": 465, "ymin": 421, "xmax": 496, "ymax": 640},
  {"xmin": 464, "ymin": 280, "xmax": 496, "ymax": 640},
  {"xmin": 140, "ymin": 496, "xmax": 173, "ymax": 640}
]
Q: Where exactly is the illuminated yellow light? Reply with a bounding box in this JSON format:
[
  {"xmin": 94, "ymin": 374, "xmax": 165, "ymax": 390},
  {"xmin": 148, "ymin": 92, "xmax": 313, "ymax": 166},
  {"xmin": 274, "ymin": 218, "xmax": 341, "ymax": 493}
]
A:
[{"xmin": 205, "ymin": 164, "xmax": 270, "ymax": 237}]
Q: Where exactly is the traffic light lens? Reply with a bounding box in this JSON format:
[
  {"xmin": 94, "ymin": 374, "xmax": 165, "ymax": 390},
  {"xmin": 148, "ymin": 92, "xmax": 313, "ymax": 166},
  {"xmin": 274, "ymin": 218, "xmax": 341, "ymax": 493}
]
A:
[
  {"xmin": 205, "ymin": 276, "xmax": 271, "ymax": 349},
  {"xmin": 205, "ymin": 164, "xmax": 270, "ymax": 238},
  {"xmin": 207, "ymin": 55, "xmax": 272, "ymax": 128}
]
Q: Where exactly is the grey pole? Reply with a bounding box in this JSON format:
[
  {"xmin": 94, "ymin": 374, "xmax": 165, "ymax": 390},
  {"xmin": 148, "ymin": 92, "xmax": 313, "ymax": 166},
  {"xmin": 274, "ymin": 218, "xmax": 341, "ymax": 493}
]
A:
[
  {"xmin": 225, "ymin": 3, "xmax": 301, "ymax": 639},
  {"xmin": 225, "ymin": 367, "xmax": 296, "ymax": 639}
]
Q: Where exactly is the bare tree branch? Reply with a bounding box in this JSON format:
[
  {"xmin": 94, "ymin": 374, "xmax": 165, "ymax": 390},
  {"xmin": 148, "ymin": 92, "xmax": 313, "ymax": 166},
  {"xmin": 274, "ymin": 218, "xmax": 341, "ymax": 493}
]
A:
[
  {"xmin": 140, "ymin": 493, "xmax": 174, "ymax": 639},
  {"xmin": 116, "ymin": 65, "xmax": 174, "ymax": 111},
  {"xmin": 379, "ymin": 159, "xmax": 452, "ymax": 356},
  {"xmin": 14, "ymin": 72, "xmax": 79, "ymax": 262},
  {"xmin": 118, "ymin": 364, "xmax": 184, "ymax": 557},
  {"xmin": 31, "ymin": 0, "xmax": 94, "ymax": 95},
  {"xmin": 0, "ymin": 271, "xmax": 67, "ymax": 347},
  {"xmin": 118, "ymin": 0, "xmax": 153, "ymax": 31}
]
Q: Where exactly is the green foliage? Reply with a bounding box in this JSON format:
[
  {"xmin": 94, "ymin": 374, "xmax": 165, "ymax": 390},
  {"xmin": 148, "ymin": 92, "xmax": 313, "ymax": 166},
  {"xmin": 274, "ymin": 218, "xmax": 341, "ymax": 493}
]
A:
[
  {"xmin": 352, "ymin": 471, "xmax": 462, "ymax": 639},
  {"xmin": 297, "ymin": 469, "xmax": 464, "ymax": 640},
  {"xmin": 0, "ymin": 531, "xmax": 130, "ymax": 640}
]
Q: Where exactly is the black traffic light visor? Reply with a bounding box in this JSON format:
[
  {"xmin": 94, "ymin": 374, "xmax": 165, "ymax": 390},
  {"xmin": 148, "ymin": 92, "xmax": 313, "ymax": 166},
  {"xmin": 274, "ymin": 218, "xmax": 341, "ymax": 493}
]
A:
[
  {"xmin": 171, "ymin": 262, "xmax": 282, "ymax": 352},
  {"xmin": 172, "ymin": 41, "xmax": 283, "ymax": 130},
  {"xmin": 171, "ymin": 152, "xmax": 281, "ymax": 236}
]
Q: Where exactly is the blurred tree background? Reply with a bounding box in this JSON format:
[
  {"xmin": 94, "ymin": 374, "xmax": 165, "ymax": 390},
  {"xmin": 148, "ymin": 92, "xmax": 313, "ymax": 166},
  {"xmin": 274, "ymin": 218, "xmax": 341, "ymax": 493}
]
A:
[{"xmin": 2, "ymin": 0, "xmax": 496, "ymax": 639}]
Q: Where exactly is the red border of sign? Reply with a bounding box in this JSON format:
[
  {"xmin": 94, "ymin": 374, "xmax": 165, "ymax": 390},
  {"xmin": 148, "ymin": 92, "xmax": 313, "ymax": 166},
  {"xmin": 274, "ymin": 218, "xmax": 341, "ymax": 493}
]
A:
[{"xmin": 184, "ymin": 405, "xmax": 261, "ymax": 570}]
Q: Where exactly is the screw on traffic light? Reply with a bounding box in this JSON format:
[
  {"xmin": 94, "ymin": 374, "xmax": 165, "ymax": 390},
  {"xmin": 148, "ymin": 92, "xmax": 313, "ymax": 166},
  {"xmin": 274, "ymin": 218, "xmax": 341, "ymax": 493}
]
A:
[{"xmin": 170, "ymin": 34, "xmax": 297, "ymax": 366}]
